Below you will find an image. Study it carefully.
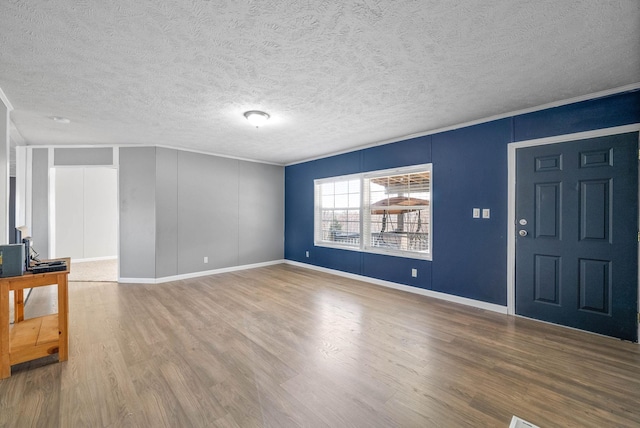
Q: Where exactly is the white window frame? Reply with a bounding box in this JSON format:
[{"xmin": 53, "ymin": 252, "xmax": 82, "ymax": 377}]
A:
[
  {"xmin": 314, "ymin": 163, "xmax": 432, "ymax": 260},
  {"xmin": 314, "ymin": 173, "xmax": 363, "ymax": 251}
]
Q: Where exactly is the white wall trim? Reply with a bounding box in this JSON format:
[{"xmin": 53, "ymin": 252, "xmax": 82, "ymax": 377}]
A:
[
  {"xmin": 25, "ymin": 147, "xmax": 32, "ymax": 235},
  {"xmin": 114, "ymin": 147, "xmax": 120, "ymax": 280},
  {"xmin": 1, "ymin": 97, "xmax": 9, "ymax": 243},
  {"xmin": 506, "ymin": 124, "xmax": 640, "ymax": 316},
  {"xmin": 0, "ymin": 88, "xmax": 14, "ymax": 111},
  {"xmin": 9, "ymin": 120, "xmax": 26, "ymax": 147},
  {"xmin": 47, "ymin": 148, "xmax": 55, "ymax": 258},
  {"xmin": 118, "ymin": 259, "xmax": 286, "ymax": 284},
  {"xmin": 286, "ymin": 260, "xmax": 508, "ymax": 314},
  {"xmin": 15, "ymin": 146, "xmax": 26, "ymax": 228},
  {"xmin": 154, "ymin": 144, "xmax": 283, "ymax": 166}
]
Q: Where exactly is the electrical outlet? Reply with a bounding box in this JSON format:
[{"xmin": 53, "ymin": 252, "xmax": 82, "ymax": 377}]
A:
[
  {"xmin": 473, "ymin": 208, "xmax": 480, "ymax": 218},
  {"xmin": 305, "ymin": 251, "xmax": 309, "ymax": 258},
  {"xmin": 204, "ymin": 256, "xmax": 208, "ymax": 263},
  {"xmin": 411, "ymin": 268, "xmax": 418, "ymax": 278},
  {"xmin": 482, "ymin": 208, "xmax": 490, "ymax": 219}
]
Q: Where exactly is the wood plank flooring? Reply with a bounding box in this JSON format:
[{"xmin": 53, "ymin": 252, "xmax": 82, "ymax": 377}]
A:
[{"xmin": 1, "ymin": 264, "xmax": 639, "ymax": 427}]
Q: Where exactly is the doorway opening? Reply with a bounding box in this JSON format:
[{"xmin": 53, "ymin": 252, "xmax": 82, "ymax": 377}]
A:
[{"xmin": 50, "ymin": 166, "xmax": 118, "ymax": 282}]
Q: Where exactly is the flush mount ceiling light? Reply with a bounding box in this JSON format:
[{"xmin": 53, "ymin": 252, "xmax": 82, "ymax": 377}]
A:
[
  {"xmin": 51, "ymin": 116, "xmax": 71, "ymax": 124},
  {"xmin": 243, "ymin": 110, "xmax": 270, "ymax": 128}
]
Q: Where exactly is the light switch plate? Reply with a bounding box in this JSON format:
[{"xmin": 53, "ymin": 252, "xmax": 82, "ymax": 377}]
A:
[
  {"xmin": 473, "ymin": 208, "xmax": 480, "ymax": 218},
  {"xmin": 482, "ymin": 208, "xmax": 490, "ymax": 219}
]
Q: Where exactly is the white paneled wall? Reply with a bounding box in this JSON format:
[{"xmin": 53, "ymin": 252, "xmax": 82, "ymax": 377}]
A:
[{"xmin": 54, "ymin": 167, "xmax": 117, "ymax": 260}]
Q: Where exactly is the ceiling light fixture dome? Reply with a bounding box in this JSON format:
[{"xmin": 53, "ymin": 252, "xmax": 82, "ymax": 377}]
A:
[{"xmin": 244, "ymin": 110, "xmax": 270, "ymax": 128}]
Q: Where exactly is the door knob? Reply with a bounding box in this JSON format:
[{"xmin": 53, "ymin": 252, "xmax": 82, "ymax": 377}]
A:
[
  {"xmin": 519, "ymin": 230, "xmax": 528, "ymax": 237},
  {"xmin": 519, "ymin": 218, "xmax": 528, "ymax": 226}
]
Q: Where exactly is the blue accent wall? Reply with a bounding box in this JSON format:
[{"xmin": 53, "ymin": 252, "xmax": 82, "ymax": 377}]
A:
[
  {"xmin": 430, "ymin": 119, "xmax": 510, "ymax": 304},
  {"xmin": 285, "ymin": 90, "xmax": 640, "ymax": 306}
]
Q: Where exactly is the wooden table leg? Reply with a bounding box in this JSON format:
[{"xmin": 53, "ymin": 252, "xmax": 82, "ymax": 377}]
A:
[
  {"xmin": 57, "ymin": 274, "xmax": 68, "ymax": 362},
  {"xmin": 1, "ymin": 282, "xmax": 10, "ymax": 379},
  {"xmin": 14, "ymin": 289, "xmax": 24, "ymax": 323}
]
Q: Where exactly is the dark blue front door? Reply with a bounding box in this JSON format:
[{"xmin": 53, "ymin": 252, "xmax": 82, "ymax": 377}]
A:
[{"xmin": 515, "ymin": 132, "xmax": 638, "ymax": 342}]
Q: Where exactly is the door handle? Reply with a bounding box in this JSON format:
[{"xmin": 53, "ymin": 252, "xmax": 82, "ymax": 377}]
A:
[{"xmin": 518, "ymin": 230, "xmax": 528, "ymax": 237}]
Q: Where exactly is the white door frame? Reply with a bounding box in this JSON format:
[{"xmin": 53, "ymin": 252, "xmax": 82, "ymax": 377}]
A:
[
  {"xmin": 48, "ymin": 147, "xmax": 120, "ymax": 264},
  {"xmin": 506, "ymin": 124, "xmax": 640, "ymax": 335}
]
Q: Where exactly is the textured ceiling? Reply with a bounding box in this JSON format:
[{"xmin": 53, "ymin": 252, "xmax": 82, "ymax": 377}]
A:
[{"xmin": 1, "ymin": 0, "xmax": 639, "ymax": 165}]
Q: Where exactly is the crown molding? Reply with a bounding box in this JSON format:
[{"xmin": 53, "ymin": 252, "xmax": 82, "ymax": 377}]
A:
[
  {"xmin": 0, "ymin": 87, "xmax": 14, "ymax": 111},
  {"xmin": 286, "ymin": 82, "xmax": 640, "ymax": 166}
]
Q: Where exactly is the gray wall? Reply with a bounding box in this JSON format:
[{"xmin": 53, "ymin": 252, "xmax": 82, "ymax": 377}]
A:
[
  {"xmin": 177, "ymin": 151, "xmax": 239, "ymax": 273},
  {"xmin": 119, "ymin": 147, "xmax": 156, "ymax": 278},
  {"xmin": 120, "ymin": 147, "xmax": 284, "ymax": 279},
  {"xmin": 54, "ymin": 147, "xmax": 113, "ymax": 166},
  {"xmin": 155, "ymin": 148, "xmax": 178, "ymax": 278},
  {"xmin": 31, "ymin": 148, "xmax": 49, "ymax": 258},
  {"xmin": 239, "ymin": 161, "xmax": 284, "ymax": 265}
]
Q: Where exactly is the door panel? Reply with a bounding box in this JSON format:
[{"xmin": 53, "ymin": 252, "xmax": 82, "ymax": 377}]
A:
[
  {"xmin": 579, "ymin": 179, "xmax": 610, "ymax": 241},
  {"xmin": 534, "ymin": 255, "xmax": 560, "ymax": 304},
  {"xmin": 515, "ymin": 132, "xmax": 638, "ymax": 341},
  {"xmin": 535, "ymin": 182, "xmax": 560, "ymax": 238}
]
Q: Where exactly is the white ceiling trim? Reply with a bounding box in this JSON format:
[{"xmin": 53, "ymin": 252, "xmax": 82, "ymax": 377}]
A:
[
  {"xmin": 286, "ymin": 83, "xmax": 640, "ymax": 166},
  {"xmin": 0, "ymin": 88, "xmax": 13, "ymax": 111},
  {"xmin": 154, "ymin": 144, "xmax": 284, "ymax": 166}
]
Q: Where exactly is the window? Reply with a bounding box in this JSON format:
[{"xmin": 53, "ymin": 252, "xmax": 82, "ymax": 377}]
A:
[
  {"xmin": 314, "ymin": 176, "xmax": 361, "ymax": 248},
  {"xmin": 314, "ymin": 164, "xmax": 432, "ymax": 259}
]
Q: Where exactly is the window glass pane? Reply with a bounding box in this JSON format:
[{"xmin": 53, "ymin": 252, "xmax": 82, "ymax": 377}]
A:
[
  {"xmin": 334, "ymin": 181, "xmax": 349, "ymax": 194},
  {"xmin": 333, "ymin": 210, "xmax": 347, "ymax": 220},
  {"xmin": 335, "ymin": 194, "xmax": 348, "ymax": 208},
  {"xmin": 365, "ymin": 169, "xmax": 431, "ymax": 255},
  {"xmin": 370, "ymin": 180, "xmax": 387, "ymax": 205},
  {"xmin": 371, "ymin": 191, "xmax": 386, "ymax": 205},
  {"xmin": 368, "ymin": 209, "xmax": 429, "ymax": 252},
  {"xmin": 316, "ymin": 177, "xmax": 361, "ymax": 247},
  {"xmin": 346, "ymin": 220, "xmax": 360, "ymax": 234},
  {"xmin": 321, "ymin": 182, "xmax": 334, "ymax": 196}
]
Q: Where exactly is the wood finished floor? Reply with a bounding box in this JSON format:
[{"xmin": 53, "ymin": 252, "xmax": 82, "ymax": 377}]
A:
[{"xmin": 1, "ymin": 264, "xmax": 639, "ymax": 427}]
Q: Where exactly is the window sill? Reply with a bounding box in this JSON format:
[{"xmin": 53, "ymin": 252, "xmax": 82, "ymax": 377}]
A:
[{"xmin": 314, "ymin": 241, "xmax": 432, "ymax": 261}]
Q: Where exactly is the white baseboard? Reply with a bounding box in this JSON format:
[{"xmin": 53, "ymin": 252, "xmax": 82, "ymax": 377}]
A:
[
  {"xmin": 118, "ymin": 259, "xmax": 286, "ymax": 284},
  {"xmin": 118, "ymin": 258, "xmax": 508, "ymax": 314},
  {"xmin": 285, "ymin": 260, "xmax": 508, "ymax": 314}
]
